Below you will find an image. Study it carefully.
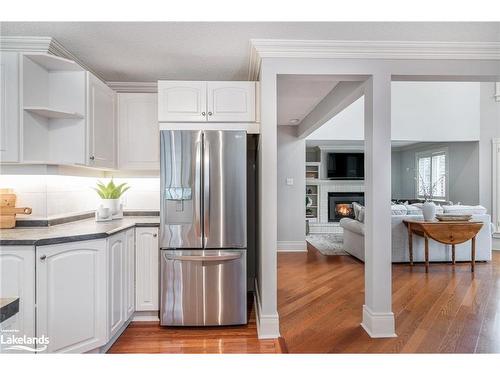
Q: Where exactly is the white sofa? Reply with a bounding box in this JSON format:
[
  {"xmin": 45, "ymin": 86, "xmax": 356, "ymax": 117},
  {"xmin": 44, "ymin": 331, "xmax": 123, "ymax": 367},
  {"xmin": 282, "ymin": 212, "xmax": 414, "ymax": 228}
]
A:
[{"xmin": 340, "ymin": 208, "xmax": 493, "ymax": 263}]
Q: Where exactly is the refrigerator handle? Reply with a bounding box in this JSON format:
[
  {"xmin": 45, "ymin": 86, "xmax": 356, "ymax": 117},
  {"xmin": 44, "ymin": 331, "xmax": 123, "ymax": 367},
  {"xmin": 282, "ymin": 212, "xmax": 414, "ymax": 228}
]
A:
[
  {"xmin": 163, "ymin": 252, "xmax": 242, "ymax": 262},
  {"xmin": 203, "ymin": 137, "xmax": 210, "ymax": 245},
  {"xmin": 195, "ymin": 139, "xmax": 203, "ymax": 243}
]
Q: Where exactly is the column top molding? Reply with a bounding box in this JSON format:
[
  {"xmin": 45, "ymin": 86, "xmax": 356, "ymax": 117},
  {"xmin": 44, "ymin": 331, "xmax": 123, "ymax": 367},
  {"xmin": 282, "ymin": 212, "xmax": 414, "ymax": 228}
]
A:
[{"xmin": 248, "ymin": 39, "xmax": 500, "ymax": 80}]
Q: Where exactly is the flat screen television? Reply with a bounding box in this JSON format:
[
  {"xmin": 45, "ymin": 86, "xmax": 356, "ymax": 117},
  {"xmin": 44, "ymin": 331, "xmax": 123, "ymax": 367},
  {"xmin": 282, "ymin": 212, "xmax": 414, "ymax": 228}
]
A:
[{"xmin": 327, "ymin": 153, "xmax": 364, "ymax": 180}]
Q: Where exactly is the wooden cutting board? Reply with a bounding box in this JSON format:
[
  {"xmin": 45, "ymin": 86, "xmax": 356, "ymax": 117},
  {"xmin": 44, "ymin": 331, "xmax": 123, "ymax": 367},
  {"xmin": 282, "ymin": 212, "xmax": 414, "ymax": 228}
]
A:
[{"xmin": 0, "ymin": 189, "xmax": 32, "ymax": 229}]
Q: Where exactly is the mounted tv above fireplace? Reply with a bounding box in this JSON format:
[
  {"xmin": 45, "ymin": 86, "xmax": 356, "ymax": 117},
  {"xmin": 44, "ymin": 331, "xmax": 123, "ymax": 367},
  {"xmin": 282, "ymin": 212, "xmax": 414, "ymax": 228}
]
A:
[{"xmin": 327, "ymin": 152, "xmax": 364, "ymax": 180}]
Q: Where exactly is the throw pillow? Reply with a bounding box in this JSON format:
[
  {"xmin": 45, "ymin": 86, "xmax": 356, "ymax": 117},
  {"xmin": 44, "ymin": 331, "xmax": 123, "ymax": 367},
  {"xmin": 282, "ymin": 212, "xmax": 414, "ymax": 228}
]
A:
[
  {"xmin": 352, "ymin": 202, "xmax": 363, "ymax": 221},
  {"xmin": 391, "ymin": 204, "xmax": 408, "ymax": 216}
]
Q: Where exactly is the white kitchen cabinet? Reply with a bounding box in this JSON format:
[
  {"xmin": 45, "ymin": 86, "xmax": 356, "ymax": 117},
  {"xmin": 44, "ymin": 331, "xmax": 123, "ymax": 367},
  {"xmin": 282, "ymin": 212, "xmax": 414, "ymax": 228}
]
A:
[
  {"xmin": 207, "ymin": 81, "xmax": 256, "ymax": 122},
  {"xmin": 36, "ymin": 239, "xmax": 107, "ymax": 353},
  {"xmin": 135, "ymin": 227, "xmax": 159, "ymax": 311},
  {"xmin": 118, "ymin": 93, "xmax": 159, "ymax": 170},
  {"xmin": 87, "ymin": 73, "xmax": 116, "ymax": 169},
  {"xmin": 108, "ymin": 232, "xmax": 126, "ymax": 338},
  {"xmin": 158, "ymin": 80, "xmax": 257, "ymax": 123},
  {"xmin": 108, "ymin": 228, "xmax": 136, "ymax": 339},
  {"xmin": 125, "ymin": 229, "xmax": 135, "ymax": 319},
  {"xmin": 0, "ymin": 246, "xmax": 35, "ymax": 352},
  {"xmin": 158, "ymin": 81, "xmax": 206, "ymax": 122},
  {"xmin": 0, "ymin": 52, "xmax": 20, "ymax": 162}
]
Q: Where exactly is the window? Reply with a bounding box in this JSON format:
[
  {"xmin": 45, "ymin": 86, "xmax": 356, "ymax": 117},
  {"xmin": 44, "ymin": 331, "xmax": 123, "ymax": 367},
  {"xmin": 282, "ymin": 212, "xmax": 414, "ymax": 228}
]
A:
[{"xmin": 416, "ymin": 149, "xmax": 447, "ymax": 200}]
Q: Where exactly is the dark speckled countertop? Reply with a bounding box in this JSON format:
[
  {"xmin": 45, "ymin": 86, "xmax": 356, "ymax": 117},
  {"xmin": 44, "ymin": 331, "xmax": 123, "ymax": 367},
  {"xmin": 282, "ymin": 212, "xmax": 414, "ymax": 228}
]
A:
[{"xmin": 0, "ymin": 217, "xmax": 160, "ymax": 246}]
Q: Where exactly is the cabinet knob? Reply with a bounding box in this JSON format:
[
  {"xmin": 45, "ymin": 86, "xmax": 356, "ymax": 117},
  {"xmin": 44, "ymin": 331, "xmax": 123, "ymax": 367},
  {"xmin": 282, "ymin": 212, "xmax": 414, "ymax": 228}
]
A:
[
  {"xmin": 40, "ymin": 255, "xmax": 47, "ymax": 261},
  {"xmin": 208, "ymin": 112, "xmax": 213, "ymax": 116},
  {"xmin": 201, "ymin": 112, "xmax": 206, "ymax": 116},
  {"xmin": 153, "ymin": 233, "xmax": 158, "ymax": 238},
  {"xmin": 89, "ymin": 155, "xmax": 95, "ymax": 161}
]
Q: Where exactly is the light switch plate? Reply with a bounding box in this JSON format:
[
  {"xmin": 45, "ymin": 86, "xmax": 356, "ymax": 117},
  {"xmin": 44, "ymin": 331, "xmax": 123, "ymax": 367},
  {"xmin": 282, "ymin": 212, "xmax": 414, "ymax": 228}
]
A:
[{"xmin": 286, "ymin": 178, "xmax": 294, "ymax": 186}]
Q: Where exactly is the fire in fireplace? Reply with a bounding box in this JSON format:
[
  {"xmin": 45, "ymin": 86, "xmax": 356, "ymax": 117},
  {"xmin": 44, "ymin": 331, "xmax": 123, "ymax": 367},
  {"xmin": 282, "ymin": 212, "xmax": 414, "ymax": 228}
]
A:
[
  {"xmin": 328, "ymin": 192, "xmax": 365, "ymax": 222},
  {"xmin": 336, "ymin": 203, "xmax": 353, "ymax": 218}
]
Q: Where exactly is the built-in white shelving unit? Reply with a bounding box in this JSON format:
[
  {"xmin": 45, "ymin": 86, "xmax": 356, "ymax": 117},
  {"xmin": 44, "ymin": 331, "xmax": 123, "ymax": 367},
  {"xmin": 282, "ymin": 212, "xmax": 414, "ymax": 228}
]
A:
[{"xmin": 21, "ymin": 53, "xmax": 87, "ymax": 164}]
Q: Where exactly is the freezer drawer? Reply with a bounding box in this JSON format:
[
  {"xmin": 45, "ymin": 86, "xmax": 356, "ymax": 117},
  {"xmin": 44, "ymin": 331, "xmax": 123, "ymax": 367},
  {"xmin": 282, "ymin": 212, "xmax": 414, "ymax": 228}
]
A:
[{"xmin": 160, "ymin": 249, "xmax": 247, "ymax": 326}]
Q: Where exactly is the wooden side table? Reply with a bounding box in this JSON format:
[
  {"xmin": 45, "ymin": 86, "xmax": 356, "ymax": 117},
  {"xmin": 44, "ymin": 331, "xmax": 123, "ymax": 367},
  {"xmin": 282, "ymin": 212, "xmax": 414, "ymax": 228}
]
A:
[{"xmin": 402, "ymin": 219, "xmax": 483, "ymax": 272}]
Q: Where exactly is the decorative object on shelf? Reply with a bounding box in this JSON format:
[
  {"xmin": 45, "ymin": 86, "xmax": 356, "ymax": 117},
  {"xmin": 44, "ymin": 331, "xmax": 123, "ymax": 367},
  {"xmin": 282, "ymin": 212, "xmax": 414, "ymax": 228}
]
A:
[
  {"xmin": 306, "ymin": 196, "xmax": 313, "ymax": 207},
  {"xmin": 436, "ymin": 214, "xmax": 472, "ymax": 222},
  {"xmin": 0, "ymin": 189, "xmax": 32, "ymax": 228},
  {"xmin": 93, "ymin": 179, "xmax": 130, "ymax": 221},
  {"xmin": 307, "ymin": 188, "xmax": 313, "ymax": 194}
]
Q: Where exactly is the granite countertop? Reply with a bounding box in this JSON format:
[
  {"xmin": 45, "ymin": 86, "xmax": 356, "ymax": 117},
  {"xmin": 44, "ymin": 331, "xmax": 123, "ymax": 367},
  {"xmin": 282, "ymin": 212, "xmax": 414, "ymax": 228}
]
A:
[
  {"xmin": 0, "ymin": 297, "xmax": 20, "ymax": 323},
  {"xmin": 0, "ymin": 217, "xmax": 160, "ymax": 246}
]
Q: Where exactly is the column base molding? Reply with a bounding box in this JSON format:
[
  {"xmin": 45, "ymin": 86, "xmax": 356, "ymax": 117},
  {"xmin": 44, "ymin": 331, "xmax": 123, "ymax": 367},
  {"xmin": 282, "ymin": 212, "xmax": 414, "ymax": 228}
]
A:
[{"xmin": 361, "ymin": 305, "xmax": 397, "ymax": 338}]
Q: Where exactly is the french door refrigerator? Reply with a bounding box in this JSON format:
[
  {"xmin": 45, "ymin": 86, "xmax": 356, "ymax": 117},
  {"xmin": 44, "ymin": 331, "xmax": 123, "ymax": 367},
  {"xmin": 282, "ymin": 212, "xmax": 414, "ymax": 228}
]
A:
[{"xmin": 159, "ymin": 130, "xmax": 247, "ymax": 326}]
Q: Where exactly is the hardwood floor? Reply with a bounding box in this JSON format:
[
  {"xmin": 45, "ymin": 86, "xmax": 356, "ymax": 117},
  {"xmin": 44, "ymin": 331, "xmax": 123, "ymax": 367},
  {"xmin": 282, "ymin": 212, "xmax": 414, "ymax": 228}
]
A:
[
  {"xmin": 278, "ymin": 243, "xmax": 500, "ymax": 353},
  {"xmin": 109, "ymin": 244, "xmax": 500, "ymax": 354},
  {"xmin": 108, "ymin": 296, "xmax": 284, "ymax": 354}
]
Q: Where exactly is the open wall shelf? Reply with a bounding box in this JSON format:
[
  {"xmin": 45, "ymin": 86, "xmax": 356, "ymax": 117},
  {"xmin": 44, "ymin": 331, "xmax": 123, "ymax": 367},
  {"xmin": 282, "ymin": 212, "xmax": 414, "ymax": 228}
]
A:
[
  {"xmin": 21, "ymin": 54, "xmax": 87, "ymax": 164},
  {"xmin": 24, "ymin": 106, "xmax": 84, "ymax": 119}
]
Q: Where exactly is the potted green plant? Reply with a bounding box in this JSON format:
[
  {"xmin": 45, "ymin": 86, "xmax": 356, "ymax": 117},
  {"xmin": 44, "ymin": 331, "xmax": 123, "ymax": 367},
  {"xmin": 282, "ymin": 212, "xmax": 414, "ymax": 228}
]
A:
[{"xmin": 93, "ymin": 179, "xmax": 130, "ymax": 216}]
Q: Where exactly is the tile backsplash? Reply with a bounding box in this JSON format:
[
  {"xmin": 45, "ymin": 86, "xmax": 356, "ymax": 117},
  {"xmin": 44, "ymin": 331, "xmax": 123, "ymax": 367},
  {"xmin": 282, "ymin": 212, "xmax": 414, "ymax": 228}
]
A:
[{"xmin": 0, "ymin": 175, "xmax": 160, "ymax": 220}]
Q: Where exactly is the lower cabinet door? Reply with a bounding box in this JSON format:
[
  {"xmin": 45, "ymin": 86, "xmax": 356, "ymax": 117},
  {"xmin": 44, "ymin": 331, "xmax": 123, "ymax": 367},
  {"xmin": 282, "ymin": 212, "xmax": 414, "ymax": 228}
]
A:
[
  {"xmin": 108, "ymin": 233, "xmax": 126, "ymax": 339},
  {"xmin": 36, "ymin": 240, "xmax": 107, "ymax": 353},
  {"xmin": 125, "ymin": 229, "xmax": 135, "ymax": 319},
  {"xmin": 135, "ymin": 227, "xmax": 159, "ymax": 311},
  {"xmin": 0, "ymin": 246, "xmax": 35, "ymax": 353}
]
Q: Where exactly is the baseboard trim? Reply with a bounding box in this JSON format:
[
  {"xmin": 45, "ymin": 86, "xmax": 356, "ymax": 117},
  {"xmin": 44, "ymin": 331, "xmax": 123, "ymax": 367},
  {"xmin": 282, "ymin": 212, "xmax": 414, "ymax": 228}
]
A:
[
  {"xmin": 493, "ymin": 235, "xmax": 500, "ymax": 251},
  {"xmin": 133, "ymin": 311, "xmax": 160, "ymax": 322},
  {"xmin": 277, "ymin": 241, "xmax": 307, "ymax": 252},
  {"xmin": 254, "ymin": 281, "xmax": 280, "ymax": 339},
  {"xmin": 361, "ymin": 305, "xmax": 397, "ymax": 338}
]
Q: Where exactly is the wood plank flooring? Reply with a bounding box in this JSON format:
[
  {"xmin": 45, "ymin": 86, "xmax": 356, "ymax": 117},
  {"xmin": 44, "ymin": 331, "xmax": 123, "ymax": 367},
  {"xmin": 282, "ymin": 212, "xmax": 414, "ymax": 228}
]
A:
[
  {"xmin": 278, "ymin": 243, "xmax": 500, "ymax": 353},
  {"xmin": 109, "ymin": 244, "xmax": 500, "ymax": 354},
  {"xmin": 108, "ymin": 296, "xmax": 283, "ymax": 354}
]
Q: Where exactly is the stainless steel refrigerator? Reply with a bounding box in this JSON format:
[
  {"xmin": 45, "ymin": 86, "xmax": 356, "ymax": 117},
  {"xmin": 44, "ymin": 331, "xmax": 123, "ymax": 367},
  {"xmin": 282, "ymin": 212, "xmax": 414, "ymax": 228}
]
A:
[{"xmin": 159, "ymin": 130, "xmax": 247, "ymax": 326}]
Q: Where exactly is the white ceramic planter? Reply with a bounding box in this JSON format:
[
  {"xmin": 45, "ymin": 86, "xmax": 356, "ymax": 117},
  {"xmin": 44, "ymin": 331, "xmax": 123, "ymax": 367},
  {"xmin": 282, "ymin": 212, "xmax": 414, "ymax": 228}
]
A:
[
  {"xmin": 422, "ymin": 201, "xmax": 436, "ymax": 221},
  {"xmin": 101, "ymin": 198, "xmax": 121, "ymax": 215}
]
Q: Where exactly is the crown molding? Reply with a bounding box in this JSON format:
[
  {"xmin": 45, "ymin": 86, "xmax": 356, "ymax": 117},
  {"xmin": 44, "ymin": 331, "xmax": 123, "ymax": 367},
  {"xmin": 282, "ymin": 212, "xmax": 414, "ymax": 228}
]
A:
[
  {"xmin": 107, "ymin": 81, "xmax": 158, "ymax": 93},
  {"xmin": 0, "ymin": 36, "xmax": 105, "ymax": 82},
  {"xmin": 248, "ymin": 39, "xmax": 500, "ymax": 80}
]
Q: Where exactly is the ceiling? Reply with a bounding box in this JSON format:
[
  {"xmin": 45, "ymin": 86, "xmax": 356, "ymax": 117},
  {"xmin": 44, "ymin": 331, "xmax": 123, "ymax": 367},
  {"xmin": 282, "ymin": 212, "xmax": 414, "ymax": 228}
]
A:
[
  {"xmin": 277, "ymin": 75, "xmax": 339, "ymax": 126},
  {"xmin": 1, "ymin": 22, "xmax": 499, "ymax": 81}
]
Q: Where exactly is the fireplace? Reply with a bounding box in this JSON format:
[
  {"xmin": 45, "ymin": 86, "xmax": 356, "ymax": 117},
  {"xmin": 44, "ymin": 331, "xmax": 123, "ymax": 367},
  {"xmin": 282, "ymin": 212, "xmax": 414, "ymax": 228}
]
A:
[{"xmin": 328, "ymin": 192, "xmax": 365, "ymax": 222}]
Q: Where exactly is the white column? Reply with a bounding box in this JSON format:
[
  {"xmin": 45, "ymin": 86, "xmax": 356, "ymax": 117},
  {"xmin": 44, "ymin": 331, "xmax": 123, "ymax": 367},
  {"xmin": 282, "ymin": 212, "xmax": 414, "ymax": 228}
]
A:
[
  {"xmin": 255, "ymin": 62, "xmax": 280, "ymax": 338},
  {"xmin": 362, "ymin": 74, "xmax": 396, "ymax": 338}
]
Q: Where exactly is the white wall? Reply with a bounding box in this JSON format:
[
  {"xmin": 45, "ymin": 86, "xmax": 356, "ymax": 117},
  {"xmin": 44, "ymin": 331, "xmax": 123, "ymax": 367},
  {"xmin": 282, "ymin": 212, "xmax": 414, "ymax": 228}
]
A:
[
  {"xmin": 0, "ymin": 174, "xmax": 159, "ymax": 220},
  {"xmin": 392, "ymin": 142, "xmax": 480, "ymax": 205},
  {"xmin": 277, "ymin": 126, "xmax": 306, "ymax": 250},
  {"xmin": 307, "ymin": 82, "xmax": 481, "ymax": 142}
]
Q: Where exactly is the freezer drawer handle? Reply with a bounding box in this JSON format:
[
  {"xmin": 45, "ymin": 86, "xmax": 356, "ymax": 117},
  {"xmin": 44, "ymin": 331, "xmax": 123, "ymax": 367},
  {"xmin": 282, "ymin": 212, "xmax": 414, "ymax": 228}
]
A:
[{"xmin": 163, "ymin": 253, "xmax": 241, "ymax": 262}]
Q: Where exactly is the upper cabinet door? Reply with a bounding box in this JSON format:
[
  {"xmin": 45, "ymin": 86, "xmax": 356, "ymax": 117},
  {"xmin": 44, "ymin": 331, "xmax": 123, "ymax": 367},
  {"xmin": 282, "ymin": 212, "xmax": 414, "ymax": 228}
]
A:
[
  {"xmin": 158, "ymin": 81, "xmax": 207, "ymax": 122},
  {"xmin": 207, "ymin": 82, "xmax": 255, "ymax": 122},
  {"xmin": 118, "ymin": 93, "xmax": 159, "ymax": 170},
  {"xmin": 88, "ymin": 73, "xmax": 116, "ymax": 168},
  {"xmin": 0, "ymin": 52, "xmax": 20, "ymax": 162}
]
